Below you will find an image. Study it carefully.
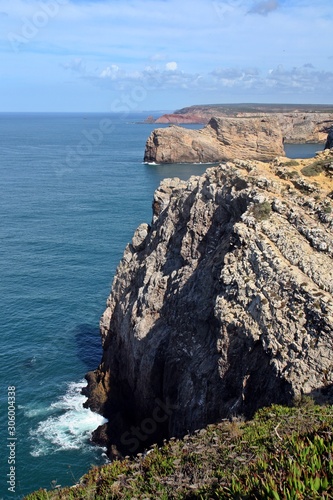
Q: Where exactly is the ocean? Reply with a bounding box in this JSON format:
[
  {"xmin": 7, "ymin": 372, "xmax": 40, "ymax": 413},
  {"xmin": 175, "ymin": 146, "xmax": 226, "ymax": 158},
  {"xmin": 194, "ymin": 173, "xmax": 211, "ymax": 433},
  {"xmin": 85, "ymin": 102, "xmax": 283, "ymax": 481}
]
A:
[{"xmin": 0, "ymin": 112, "xmax": 323, "ymax": 498}]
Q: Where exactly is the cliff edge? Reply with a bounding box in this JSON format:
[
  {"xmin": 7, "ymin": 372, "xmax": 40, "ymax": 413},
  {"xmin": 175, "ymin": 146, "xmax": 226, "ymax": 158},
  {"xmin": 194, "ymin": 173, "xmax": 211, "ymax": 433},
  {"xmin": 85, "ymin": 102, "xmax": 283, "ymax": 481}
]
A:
[
  {"xmin": 152, "ymin": 104, "xmax": 333, "ymax": 143},
  {"xmin": 86, "ymin": 148, "xmax": 333, "ymax": 458},
  {"xmin": 144, "ymin": 116, "xmax": 285, "ymax": 164}
]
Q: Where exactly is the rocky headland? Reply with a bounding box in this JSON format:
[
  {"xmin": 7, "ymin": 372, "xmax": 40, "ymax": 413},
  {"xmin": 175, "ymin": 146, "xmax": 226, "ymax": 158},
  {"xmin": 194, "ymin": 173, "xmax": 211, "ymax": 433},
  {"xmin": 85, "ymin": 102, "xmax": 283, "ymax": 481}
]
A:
[
  {"xmin": 144, "ymin": 105, "xmax": 333, "ymax": 164},
  {"xmin": 85, "ymin": 146, "xmax": 333, "ymax": 459},
  {"xmin": 144, "ymin": 116, "xmax": 285, "ymax": 164},
  {"xmin": 148, "ymin": 103, "xmax": 333, "ymax": 144}
]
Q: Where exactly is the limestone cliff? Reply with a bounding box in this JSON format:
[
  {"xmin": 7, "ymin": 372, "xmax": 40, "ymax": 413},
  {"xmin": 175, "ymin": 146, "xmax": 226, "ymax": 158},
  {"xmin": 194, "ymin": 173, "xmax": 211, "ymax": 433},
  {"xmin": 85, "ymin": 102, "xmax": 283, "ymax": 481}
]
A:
[
  {"xmin": 144, "ymin": 117, "xmax": 285, "ymax": 164},
  {"xmin": 153, "ymin": 104, "xmax": 333, "ymax": 143},
  {"xmin": 86, "ymin": 149, "xmax": 333, "ymax": 458}
]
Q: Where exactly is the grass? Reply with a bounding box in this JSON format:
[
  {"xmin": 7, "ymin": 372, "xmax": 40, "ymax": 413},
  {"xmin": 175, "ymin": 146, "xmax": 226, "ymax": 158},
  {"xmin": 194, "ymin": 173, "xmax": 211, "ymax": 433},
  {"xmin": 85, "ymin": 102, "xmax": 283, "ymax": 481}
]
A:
[
  {"xmin": 284, "ymin": 160, "xmax": 300, "ymax": 168},
  {"xmin": 25, "ymin": 399, "xmax": 333, "ymax": 499}
]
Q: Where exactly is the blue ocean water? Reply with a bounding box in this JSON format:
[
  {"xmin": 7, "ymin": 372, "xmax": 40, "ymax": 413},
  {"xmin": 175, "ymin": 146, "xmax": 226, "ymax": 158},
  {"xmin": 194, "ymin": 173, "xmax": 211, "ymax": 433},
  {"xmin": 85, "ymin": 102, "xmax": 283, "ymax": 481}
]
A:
[
  {"xmin": 0, "ymin": 113, "xmax": 323, "ymax": 498},
  {"xmin": 284, "ymin": 142, "xmax": 324, "ymax": 159},
  {"xmin": 0, "ymin": 113, "xmax": 213, "ymax": 498}
]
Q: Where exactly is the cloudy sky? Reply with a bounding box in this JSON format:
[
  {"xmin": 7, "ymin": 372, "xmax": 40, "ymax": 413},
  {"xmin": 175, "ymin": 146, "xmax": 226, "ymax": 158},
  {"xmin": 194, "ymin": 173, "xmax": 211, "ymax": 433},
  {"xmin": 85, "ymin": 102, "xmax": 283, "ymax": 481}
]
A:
[{"xmin": 1, "ymin": 0, "xmax": 333, "ymax": 112}]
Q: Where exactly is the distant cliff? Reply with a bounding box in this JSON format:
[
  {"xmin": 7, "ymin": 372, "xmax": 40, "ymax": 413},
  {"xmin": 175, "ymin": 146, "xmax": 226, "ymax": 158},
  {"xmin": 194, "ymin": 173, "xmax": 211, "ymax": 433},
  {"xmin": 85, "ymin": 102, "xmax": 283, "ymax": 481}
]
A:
[
  {"xmin": 144, "ymin": 116, "xmax": 285, "ymax": 164},
  {"xmin": 86, "ymin": 147, "xmax": 333, "ymax": 458},
  {"xmin": 149, "ymin": 103, "xmax": 333, "ymax": 143}
]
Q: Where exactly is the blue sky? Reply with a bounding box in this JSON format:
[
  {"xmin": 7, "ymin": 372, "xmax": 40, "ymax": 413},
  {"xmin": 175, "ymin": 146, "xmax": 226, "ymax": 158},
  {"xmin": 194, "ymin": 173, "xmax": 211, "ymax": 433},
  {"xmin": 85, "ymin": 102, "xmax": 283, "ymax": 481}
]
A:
[{"xmin": 1, "ymin": 0, "xmax": 333, "ymax": 112}]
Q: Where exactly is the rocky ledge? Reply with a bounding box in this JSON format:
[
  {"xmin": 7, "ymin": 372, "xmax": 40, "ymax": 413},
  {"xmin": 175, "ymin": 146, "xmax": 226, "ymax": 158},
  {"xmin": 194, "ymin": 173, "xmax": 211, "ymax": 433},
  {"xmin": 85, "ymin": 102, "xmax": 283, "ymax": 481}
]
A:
[
  {"xmin": 85, "ymin": 148, "xmax": 333, "ymax": 458},
  {"xmin": 144, "ymin": 116, "xmax": 285, "ymax": 164}
]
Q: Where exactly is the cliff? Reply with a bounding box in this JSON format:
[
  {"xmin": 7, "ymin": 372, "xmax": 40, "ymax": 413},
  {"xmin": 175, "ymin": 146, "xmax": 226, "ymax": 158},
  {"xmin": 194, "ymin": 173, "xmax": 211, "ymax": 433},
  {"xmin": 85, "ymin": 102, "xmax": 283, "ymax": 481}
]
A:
[
  {"xmin": 155, "ymin": 113, "xmax": 207, "ymax": 124},
  {"xmin": 144, "ymin": 116, "xmax": 285, "ymax": 164},
  {"xmin": 325, "ymin": 126, "xmax": 333, "ymax": 149},
  {"xmin": 152, "ymin": 104, "xmax": 333, "ymax": 143},
  {"xmin": 86, "ymin": 148, "xmax": 333, "ymax": 458}
]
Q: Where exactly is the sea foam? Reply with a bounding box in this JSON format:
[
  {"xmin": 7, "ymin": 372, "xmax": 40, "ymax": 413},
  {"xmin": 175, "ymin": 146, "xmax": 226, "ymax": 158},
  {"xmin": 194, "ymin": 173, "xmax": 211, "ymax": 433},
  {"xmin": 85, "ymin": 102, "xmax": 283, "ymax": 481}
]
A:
[{"xmin": 29, "ymin": 380, "xmax": 107, "ymax": 457}]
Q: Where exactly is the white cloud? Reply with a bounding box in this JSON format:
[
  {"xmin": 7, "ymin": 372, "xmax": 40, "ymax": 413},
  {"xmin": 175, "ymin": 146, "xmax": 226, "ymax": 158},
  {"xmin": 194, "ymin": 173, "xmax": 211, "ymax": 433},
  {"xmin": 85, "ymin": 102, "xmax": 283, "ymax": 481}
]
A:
[
  {"xmin": 100, "ymin": 65, "xmax": 119, "ymax": 78},
  {"xmin": 65, "ymin": 57, "xmax": 333, "ymax": 100},
  {"xmin": 2, "ymin": 0, "xmax": 333, "ymax": 110},
  {"xmin": 165, "ymin": 62, "xmax": 177, "ymax": 71}
]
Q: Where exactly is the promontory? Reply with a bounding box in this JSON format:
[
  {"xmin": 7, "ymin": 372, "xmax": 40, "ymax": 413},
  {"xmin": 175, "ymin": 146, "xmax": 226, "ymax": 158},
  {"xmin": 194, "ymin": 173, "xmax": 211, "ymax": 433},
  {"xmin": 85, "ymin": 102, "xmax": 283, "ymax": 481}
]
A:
[
  {"xmin": 85, "ymin": 145, "xmax": 333, "ymax": 458},
  {"xmin": 144, "ymin": 103, "xmax": 333, "ymax": 164}
]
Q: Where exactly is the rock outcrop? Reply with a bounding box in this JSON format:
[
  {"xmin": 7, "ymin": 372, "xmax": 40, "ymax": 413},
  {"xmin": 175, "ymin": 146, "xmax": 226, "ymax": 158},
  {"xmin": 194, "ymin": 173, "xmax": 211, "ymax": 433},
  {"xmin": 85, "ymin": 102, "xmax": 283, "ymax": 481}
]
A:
[
  {"xmin": 86, "ymin": 147, "xmax": 333, "ymax": 458},
  {"xmin": 144, "ymin": 117, "xmax": 285, "ymax": 164},
  {"xmin": 152, "ymin": 104, "xmax": 333, "ymax": 143},
  {"xmin": 325, "ymin": 127, "xmax": 333, "ymax": 149}
]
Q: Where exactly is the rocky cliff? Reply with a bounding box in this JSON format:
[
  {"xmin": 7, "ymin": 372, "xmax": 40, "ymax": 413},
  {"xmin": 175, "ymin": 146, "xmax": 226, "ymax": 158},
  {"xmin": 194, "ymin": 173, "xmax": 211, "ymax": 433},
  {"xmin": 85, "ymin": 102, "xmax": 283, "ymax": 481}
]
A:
[
  {"xmin": 86, "ymin": 148, "xmax": 333, "ymax": 458},
  {"xmin": 154, "ymin": 113, "xmax": 207, "ymax": 124},
  {"xmin": 144, "ymin": 116, "xmax": 285, "ymax": 164},
  {"xmin": 152, "ymin": 104, "xmax": 333, "ymax": 143},
  {"xmin": 325, "ymin": 126, "xmax": 333, "ymax": 149}
]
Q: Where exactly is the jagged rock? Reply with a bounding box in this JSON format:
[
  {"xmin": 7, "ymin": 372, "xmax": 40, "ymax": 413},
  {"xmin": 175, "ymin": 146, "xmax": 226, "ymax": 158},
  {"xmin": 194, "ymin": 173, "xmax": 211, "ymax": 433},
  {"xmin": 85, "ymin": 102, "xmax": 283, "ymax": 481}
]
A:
[
  {"xmin": 86, "ymin": 150, "xmax": 333, "ymax": 458},
  {"xmin": 144, "ymin": 117, "xmax": 285, "ymax": 164}
]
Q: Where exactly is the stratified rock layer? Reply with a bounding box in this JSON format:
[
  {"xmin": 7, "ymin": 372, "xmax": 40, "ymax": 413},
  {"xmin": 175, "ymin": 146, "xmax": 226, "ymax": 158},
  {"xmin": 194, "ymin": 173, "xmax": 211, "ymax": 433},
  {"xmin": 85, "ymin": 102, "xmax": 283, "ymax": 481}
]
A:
[
  {"xmin": 153, "ymin": 104, "xmax": 333, "ymax": 143},
  {"xmin": 144, "ymin": 117, "xmax": 285, "ymax": 164},
  {"xmin": 86, "ymin": 149, "xmax": 333, "ymax": 458}
]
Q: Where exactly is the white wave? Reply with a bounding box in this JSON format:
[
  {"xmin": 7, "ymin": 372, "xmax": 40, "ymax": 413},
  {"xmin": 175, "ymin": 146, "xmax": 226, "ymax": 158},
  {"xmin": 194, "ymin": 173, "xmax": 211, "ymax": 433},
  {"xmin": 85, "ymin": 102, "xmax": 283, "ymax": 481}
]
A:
[
  {"xmin": 24, "ymin": 406, "xmax": 54, "ymax": 418},
  {"xmin": 30, "ymin": 380, "xmax": 107, "ymax": 457}
]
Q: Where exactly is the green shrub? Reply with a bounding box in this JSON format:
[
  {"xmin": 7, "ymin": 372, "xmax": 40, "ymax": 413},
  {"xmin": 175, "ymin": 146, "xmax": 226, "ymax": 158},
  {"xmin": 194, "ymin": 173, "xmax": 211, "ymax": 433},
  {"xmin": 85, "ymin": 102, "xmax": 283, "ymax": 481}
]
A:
[
  {"xmin": 301, "ymin": 159, "xmax": 329, "ymax": 177},
  {"xmin": 284, "ymin": 160, "xmax": 299, "ymax": 167},
  {"xmin": 322, "ymin": 204, "xmax": 332, "ymax": 214},
  {"xmin": 252, "ymin": 201, "xmax": 272, "ymax": 221}
]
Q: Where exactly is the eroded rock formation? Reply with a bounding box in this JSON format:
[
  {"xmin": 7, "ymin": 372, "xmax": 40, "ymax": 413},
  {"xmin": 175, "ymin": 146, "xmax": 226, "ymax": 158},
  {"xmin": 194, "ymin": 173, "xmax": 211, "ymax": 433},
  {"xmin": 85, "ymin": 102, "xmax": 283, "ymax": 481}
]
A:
[
  {"xmin": 152, "ymin": 104, "xmax": 333, "ymax": 143},
  {"xmin": 144, "ymin": 117, "xmax": 285, "ymax": 164},
  {"xmin": 86, "ymin": 149, "xmax": 333, "ymax": 458}
]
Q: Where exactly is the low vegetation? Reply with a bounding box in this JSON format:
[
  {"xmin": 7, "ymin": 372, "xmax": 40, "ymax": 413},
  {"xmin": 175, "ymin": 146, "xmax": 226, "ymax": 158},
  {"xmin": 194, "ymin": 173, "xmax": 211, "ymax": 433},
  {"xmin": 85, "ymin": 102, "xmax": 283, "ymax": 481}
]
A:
[
  {"xmin": 26, "ymin": 399, "xmax": 333, "ymax": 499},
  {"xmin": 252, "ymin": 201, "xmax": 272, "ymax": 221},
  {"xmin": 301, "ymin": 158, "xmax": 333, "ymax": 177}
]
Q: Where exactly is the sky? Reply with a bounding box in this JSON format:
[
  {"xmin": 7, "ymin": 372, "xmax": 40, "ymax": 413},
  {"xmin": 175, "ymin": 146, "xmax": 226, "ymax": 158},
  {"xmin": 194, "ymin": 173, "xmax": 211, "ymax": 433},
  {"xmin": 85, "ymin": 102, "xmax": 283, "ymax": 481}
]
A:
[{"xmin": 1, "ymin": 0, "xmax": 333, "ymax": 112}]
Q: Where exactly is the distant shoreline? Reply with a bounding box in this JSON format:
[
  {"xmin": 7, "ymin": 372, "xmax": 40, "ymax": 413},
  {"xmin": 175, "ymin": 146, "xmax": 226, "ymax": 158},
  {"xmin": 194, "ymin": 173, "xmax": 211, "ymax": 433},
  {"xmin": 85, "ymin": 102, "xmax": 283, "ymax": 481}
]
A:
[{"xmin": 144, "ymin": 103, "xmax": 333, "ymax": 125}]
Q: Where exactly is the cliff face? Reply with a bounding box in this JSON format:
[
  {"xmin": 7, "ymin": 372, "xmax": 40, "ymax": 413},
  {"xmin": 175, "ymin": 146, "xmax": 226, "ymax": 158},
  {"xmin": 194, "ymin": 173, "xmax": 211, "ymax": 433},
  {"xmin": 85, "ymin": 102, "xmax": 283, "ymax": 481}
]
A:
[
  {"xmin": 86, "ymin": 149, "xmax": 333, "ymax": 458},
  {"xmin": 144, "ymin": 117, "xmax": 285, "ymax": 164},
  {"xmin": 155, "ymin": 113, "xmax": 207, "ymax": 124},
  {"xmin": 325, "ymin": 127, "xmax": 333, "ymax": 149},
  {"xmin": 153, "ymin": 104, "xmax": 333, "ymax": 143}
]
